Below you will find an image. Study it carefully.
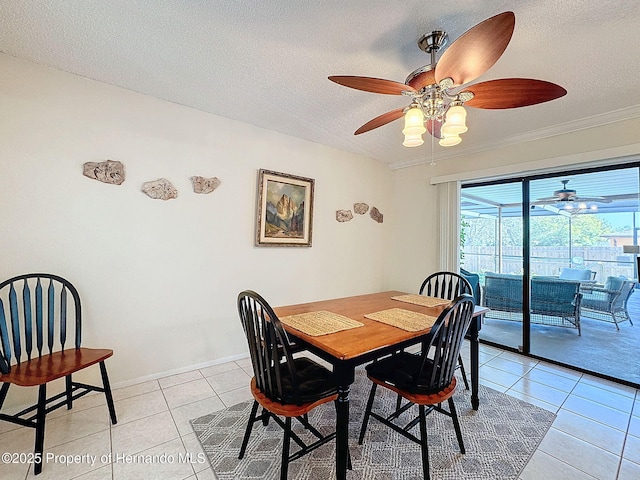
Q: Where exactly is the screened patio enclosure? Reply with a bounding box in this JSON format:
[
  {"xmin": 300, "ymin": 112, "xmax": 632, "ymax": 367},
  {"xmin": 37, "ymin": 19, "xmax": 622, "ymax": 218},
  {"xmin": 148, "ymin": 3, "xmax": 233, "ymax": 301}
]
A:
[{"xmin": 460, "ymin": 165, "xmax": 640, "ymax": 387}]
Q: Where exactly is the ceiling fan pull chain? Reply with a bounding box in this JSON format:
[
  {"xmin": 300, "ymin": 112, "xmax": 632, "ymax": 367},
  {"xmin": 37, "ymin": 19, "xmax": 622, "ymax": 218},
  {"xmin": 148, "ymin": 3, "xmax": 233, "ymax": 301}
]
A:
[{"xmin": 430, "ymin": 118, "xmax": 436, "ymax": 166}]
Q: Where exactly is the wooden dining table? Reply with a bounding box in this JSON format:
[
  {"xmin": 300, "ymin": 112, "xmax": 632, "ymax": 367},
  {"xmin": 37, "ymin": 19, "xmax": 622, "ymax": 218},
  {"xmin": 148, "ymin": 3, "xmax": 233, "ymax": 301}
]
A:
[{"xmin": 274, "ymin": 290, "xmax": 487, "ymax": 480}]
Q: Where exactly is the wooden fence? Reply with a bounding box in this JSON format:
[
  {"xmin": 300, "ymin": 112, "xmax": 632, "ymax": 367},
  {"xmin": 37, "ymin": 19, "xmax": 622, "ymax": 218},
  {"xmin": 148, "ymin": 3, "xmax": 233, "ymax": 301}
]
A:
[{"xmin": 462, "ymin": 246, "xmax": 635, "ymax": 281}]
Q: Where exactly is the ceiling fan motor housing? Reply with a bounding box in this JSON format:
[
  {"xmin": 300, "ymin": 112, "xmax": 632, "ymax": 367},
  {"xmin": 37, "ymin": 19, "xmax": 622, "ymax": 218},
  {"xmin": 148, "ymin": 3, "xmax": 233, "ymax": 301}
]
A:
[
  {"xmin": 554, "ymin": 180, "xmax": 577, "ymax": 200},
  {"xmin": 418, "ymin": 31, "xmax": 448, "ymax": 53}
]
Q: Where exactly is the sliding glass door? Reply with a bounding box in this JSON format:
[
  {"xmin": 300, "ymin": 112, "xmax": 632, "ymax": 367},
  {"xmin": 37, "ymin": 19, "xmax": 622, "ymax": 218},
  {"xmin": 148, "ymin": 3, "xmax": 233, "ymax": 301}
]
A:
[
  {"xmin": 461, "ymin": 164, "xmax": 640, "ymax": 386},
  {"xmin": 461, "ymin": 180, "xmax": 524, "ymax": 351}
]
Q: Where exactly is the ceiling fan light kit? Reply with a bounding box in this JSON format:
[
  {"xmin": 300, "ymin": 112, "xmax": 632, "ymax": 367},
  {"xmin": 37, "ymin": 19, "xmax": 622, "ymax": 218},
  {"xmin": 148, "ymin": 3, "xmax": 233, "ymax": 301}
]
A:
[
  {"xmin": 329, "ymin": 11, "xmax": 567, "ymax": 151},
  {"xmin": 441, "ymin": 104, "xmax": 468, "ymax": 135},
  {"xmin": 439, "ymin": 133, "xmax": 462, "ymax": 147},
  {"xmin": 402, "ymin": 106, "xmax": 426, "ymax": 135},
  {"xmin": 402, "ymin": 105, "xmax": 426, "ymax": 146},
  {"xmin": 562, "ymin": 202, "xmax": 599, "ymax": 214},
  {"xmin": 402, "ymin": 133, "xmax": 425, "ymax": 148}
]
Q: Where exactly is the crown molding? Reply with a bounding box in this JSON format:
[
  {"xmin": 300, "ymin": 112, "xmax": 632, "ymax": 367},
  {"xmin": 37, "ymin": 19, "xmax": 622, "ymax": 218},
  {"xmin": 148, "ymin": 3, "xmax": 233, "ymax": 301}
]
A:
[
  {"xmin": 389, "ymin": 105, "xmax": 640, "ymax": 170},
  {"xmin": 429, "ymin": 144, "xmax": 640, "ymax": 185}
]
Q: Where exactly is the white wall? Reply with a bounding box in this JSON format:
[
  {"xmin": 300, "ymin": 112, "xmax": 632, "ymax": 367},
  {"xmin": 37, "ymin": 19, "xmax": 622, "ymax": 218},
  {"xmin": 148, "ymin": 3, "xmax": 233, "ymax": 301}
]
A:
[{"xmin": 0, "ymin": 54, "xmax": 393, "ymax": 400}]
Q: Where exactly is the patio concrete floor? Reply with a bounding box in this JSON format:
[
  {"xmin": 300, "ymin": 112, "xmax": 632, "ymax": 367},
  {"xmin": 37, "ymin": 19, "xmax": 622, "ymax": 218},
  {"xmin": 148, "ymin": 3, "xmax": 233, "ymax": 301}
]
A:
[{"xmin": 479, "ymin": 290, "xmax": 640, "ymax": 386}]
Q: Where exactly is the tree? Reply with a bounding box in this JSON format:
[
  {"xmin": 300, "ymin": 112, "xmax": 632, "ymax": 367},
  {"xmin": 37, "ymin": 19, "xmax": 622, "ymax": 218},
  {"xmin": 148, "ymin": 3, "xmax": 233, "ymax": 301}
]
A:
[
  {"xmin": 460, "ymin": 218, "xmax": 470, "ymax": 261},
  {"xmin": 462, "ymin": 213, "xmax": 618, "ymax": 247},
  {"xmin": 462, "ymin": 217, "xmax": 498, "ymax": 246},
  {"xmin": 531, "ymin": 215, "xmax": 613, "ymax": 246}
]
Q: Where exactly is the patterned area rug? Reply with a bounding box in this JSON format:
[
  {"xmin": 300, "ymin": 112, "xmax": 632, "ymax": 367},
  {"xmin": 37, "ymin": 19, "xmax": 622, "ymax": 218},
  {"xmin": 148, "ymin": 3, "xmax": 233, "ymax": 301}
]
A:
[{"xmin": 191, "ymin": 369, "xmax": 555, "ymax": 479}]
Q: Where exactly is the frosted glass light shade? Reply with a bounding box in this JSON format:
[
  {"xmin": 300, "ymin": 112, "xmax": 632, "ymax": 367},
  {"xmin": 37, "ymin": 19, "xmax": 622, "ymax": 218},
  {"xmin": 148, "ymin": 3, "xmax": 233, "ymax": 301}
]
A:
[
  {"xmin": 403, "ymin": 133, "xmax": 424, "ymax": 147},
  {"xmin": 439, "ymin": 133, "xmax": 462, "ymax": 147},
  {"xmin": 441, "ymin": 105, "xmax": 468, "ymax": 135},
  {"xmin": 402, "ymin": 107, "xmax": 426, "ymax": 136}
]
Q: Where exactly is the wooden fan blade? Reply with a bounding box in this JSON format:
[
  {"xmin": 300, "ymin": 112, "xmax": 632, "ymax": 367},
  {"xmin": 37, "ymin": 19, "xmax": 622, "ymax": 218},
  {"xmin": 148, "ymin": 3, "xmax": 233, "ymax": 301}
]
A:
[
  {"xmin": 329, "ymin": 76, "xmax": 416, "ymax": 95},
  {"xmin": 574, "ymin": 197, "xmax": 612, "ymax": 203},
  {"xmin": 462, "ymin": 78, "xmax": 567, "ymax": 109},
  {"xmin": 354, "ymin": 107, "xmax": 406, "ymax": 135},
  {"xmin": 406, "ymin": 68, "xmax": 436, "ymax": 91},
  {"xmin": 435, "ymin": 11, "xmax": 515, "ymax": 86},
  {"xmin": 425, "ymin": 118, "xmax": 442, "ymax": 139}
]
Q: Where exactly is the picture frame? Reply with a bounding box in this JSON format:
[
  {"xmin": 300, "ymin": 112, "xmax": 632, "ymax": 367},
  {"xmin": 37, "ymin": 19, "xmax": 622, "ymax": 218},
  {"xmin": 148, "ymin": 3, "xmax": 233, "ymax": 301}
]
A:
[{"xmin": 256, "ymin": 169, "xmax": 314, "ymax": 247}]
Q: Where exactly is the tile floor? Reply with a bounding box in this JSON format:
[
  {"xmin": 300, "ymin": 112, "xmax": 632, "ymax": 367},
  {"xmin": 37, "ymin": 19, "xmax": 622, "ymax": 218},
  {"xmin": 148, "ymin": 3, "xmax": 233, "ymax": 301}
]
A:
[{"xmin": 0, "ymin": 342, "xmax": 638, "ymax": 479}]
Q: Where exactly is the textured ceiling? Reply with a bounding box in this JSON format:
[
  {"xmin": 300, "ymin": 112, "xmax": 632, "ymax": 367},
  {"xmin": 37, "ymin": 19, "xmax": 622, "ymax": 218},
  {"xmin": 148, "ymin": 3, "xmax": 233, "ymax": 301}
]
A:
[{"xmin": 1, "ymin": 0, "xmax": 639, "ymax": 168}]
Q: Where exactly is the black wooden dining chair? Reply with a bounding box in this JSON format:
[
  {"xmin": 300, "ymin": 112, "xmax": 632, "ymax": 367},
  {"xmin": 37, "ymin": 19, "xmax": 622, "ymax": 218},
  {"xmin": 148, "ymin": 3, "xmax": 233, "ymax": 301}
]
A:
[
  {"xmin": 358, "ymin": 294, "xmax": 475, "ymax": 480},
  {"xmin": 420, "ymin": 271, "xmax": 474, "ymax": 390},
  {"xmin": 237, "ymin": 290, "xmax": 344, "ymax": 480},
  {"xmin": 0, "ymin": 273, "xmax": 117, "ymax": 475}
]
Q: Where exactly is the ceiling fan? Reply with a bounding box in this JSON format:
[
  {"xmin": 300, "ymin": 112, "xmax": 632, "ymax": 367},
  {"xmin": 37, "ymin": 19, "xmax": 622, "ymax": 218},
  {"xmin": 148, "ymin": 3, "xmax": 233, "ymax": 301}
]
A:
[
  {"xmin": 535, "ymin": 180, "xmax": 611, "ymax": 204},
  {"xmin": 532, "ymin": 180, "xmax": 611, "ymax": 214},
  {"xmin": 328, "ymin": 11, "xmax": 567, "ymax": 148}
]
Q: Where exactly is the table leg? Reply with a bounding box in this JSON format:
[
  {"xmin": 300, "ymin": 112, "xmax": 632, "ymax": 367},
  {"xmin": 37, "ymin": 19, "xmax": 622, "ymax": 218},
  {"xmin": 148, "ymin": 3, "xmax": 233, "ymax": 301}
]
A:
[
  {"xmin": 470, "ymin": 315, "xmax": 481, "ymax": 410},
  {"xmin": 335, "ymin": 384, "xmax": 350, "ymax": 480},
  {"xmin": 333, "ymin": 364, "xmax": 354, "ymax": 480}
]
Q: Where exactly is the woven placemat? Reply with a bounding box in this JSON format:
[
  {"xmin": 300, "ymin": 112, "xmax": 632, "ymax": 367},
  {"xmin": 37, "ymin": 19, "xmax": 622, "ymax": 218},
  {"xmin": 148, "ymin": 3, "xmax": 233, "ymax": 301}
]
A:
[
  {"xmin": 365, "ymin": 308, "xmax": 438, "ymax": 332},
  {"xmin": 391, "ymin": 293, "xmax": 451, "ymax": 308},
  {"xmin": 280, "ymin": 311, "xmax": 364, "ymax": 336}
]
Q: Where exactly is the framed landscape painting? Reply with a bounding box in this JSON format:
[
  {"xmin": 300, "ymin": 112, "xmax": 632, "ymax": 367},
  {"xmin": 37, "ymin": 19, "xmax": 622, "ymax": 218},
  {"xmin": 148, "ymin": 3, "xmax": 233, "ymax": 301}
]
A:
[{"xmin": 256, "ymin": 169, "xmax": 314, "ymax": 247}]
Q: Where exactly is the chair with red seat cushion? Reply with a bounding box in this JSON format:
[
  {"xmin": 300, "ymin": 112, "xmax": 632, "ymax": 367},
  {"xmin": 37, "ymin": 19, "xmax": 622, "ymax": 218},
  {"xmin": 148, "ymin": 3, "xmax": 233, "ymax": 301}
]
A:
[
  {"xmin": 358, "ymin": 294, "xmax": 475, "ymax": 480},
  {"xmin": 237, "ymin": 290, "xmax": 345, "ymax": 480},
  {"xmin": 0, "ymin": 273, "xmax": 117, "ymax": 475}
]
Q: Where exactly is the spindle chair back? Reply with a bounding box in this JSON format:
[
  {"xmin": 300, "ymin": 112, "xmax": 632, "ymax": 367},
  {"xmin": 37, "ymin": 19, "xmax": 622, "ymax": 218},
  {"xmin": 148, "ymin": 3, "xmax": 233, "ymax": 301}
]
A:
[{"xmin": 0, "ymin": 273, "xmax": 116, "ymax": 475}]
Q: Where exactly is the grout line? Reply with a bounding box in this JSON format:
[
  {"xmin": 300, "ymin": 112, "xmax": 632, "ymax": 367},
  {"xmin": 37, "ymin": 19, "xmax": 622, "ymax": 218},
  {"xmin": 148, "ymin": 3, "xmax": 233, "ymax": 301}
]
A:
[
  {"xmin": 619, "ymin": 392, "xmax": 638, "ymax": 471},
  {"xmin": 536, "ymin": 430, "xmax": 609, "ymax": 480},
  {"xmin": 2, "ymin": 351, "xmax": 638, "ymax": 479},
  {"xmin": 109, "ymin": 418, "xmax": 114, "ymax": 480},
  {"xmin": 506, "ymin": 377, "xmax": 571, "ymax": 406}
]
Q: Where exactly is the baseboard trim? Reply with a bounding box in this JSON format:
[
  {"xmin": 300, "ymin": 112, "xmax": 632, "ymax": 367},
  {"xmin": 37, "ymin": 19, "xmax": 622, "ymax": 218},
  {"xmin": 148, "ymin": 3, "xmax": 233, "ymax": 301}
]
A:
[{"xmin": 111, "ymin": 352, "xmax": 251, "ymax": 390}]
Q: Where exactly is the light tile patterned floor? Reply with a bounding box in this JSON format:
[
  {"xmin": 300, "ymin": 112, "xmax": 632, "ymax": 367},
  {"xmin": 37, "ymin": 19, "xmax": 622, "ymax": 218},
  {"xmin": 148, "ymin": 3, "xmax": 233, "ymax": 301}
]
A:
[{"xmin": 0, "ymin": 343, "xmax": 638, "ymax": 479}]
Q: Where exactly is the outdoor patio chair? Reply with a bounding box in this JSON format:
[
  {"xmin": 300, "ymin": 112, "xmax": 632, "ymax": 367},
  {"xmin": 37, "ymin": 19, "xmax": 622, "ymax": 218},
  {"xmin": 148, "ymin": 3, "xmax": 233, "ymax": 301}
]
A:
[
  {"xmin": 559, "ymin": 268, "xmax": 596, "ymax": 282},
  {"xmin": 358, "ymin": 294, "xmax": 475, "ymax": 480},
  {"xmin": 0, "ymin": 273, "xmax": 117, "ymax": 475},
  {"xmin": 460, "ymin": 268, "xmax": 481, "ymax": 305},
  {"xmin": 580, "ymin": 277, "xmax": 635, "ymax": 330},
  {"xmin": 483, "ymin": 273, "xmax": 583, "ymax": 335},
  {"xmin": 237, "ymin": 290, "xmax": 345, "ymax": 480}
]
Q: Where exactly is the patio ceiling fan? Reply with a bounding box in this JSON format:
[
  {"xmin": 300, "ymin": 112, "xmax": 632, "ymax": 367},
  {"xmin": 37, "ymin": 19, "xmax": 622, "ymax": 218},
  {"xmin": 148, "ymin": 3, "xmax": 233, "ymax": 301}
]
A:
[
  {"xmin": 534, "ymin": 180, "xmax": 611, "ymax": 204},
  {"xmin": 328, "ymin": 11, "xmax": 567, "ymax": 148},
  {"xmin": 532, "ymin": 180, "xmax": 612, "ymax": 214}
]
